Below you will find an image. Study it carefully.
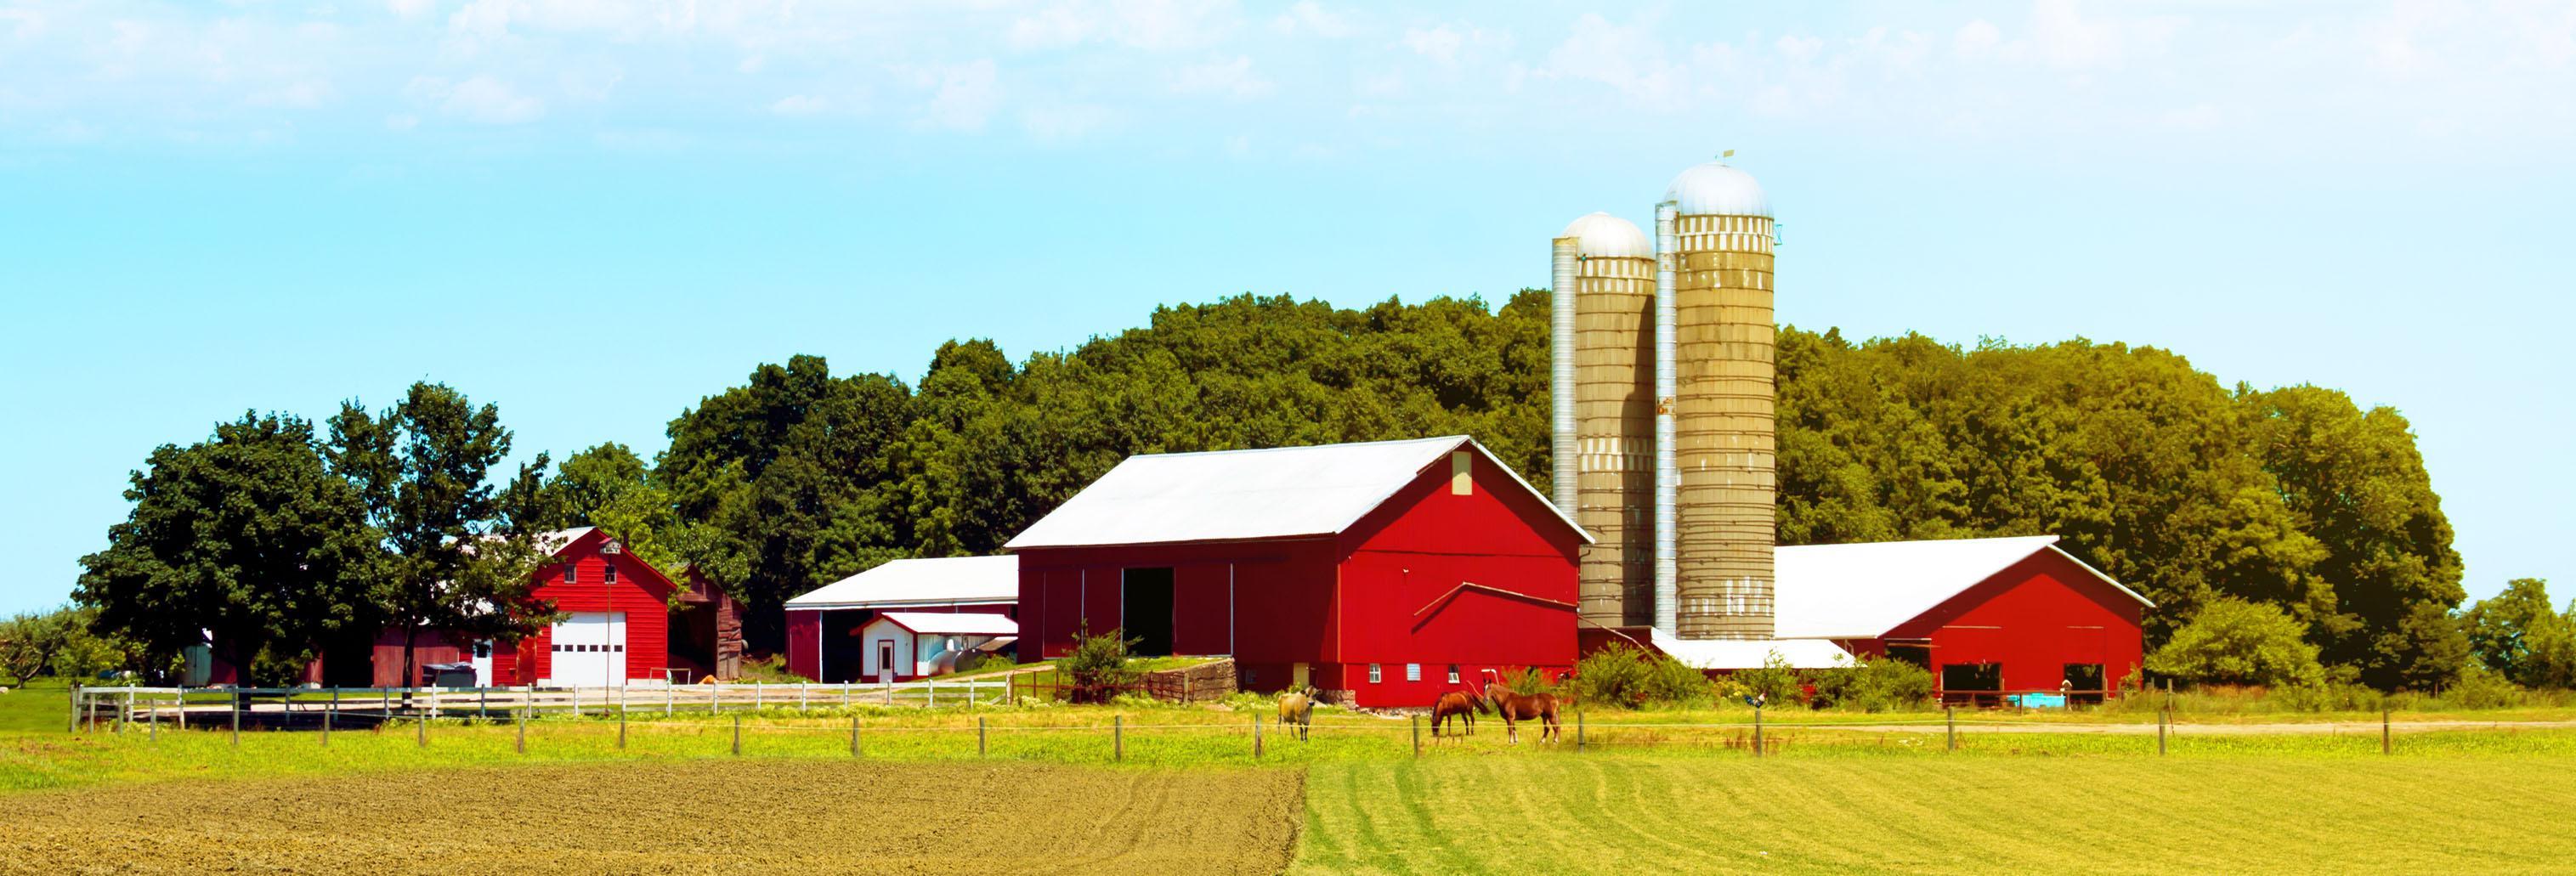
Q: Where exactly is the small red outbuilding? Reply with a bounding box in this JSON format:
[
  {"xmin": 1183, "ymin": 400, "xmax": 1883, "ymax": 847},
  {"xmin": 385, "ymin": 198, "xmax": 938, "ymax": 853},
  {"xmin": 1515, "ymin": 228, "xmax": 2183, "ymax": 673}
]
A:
[
  {"xmin": 1004, "ymin": 435, "xmax": 1589, "ymax": 708},
  {"xmin": 1774, "ymin": 535, "xmax": 2152, "ymax": 703}
]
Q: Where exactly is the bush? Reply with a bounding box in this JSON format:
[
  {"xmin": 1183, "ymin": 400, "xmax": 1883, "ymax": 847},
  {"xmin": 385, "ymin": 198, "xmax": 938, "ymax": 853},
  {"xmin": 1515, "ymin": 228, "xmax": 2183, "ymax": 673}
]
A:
[
  {"xmin": 1060, "ymin": 626, "xmax": 1140, "ymax": 704},
  {"xmin": 2147, "ymin": 597, "xmax": 2326, "ymax": 687},
  {"xmin": 1568, "ymin": 643, "xmax": 1713, "ymax": 709},
  {"xmin": 1727, "ymin": 653, "xmax": 1803, "ymax": 707},
  {"xmin": 1809, "ymin": 655, "xmax": 1935, "ymax": 712},
  {"xmin": 2445, "ymin": 664, "xmax": 2525, "ymax": 709},
  {"xmin": 1499, "ymin": 667, "xmax": 1557, "ymax": 697}
]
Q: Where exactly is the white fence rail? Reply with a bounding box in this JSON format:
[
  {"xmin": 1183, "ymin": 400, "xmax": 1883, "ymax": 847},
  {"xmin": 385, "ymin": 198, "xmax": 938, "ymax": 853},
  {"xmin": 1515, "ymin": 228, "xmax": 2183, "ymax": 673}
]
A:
[{"xmin": 69, "ymin": 679, "xmax": 1014, "ymax": 732}]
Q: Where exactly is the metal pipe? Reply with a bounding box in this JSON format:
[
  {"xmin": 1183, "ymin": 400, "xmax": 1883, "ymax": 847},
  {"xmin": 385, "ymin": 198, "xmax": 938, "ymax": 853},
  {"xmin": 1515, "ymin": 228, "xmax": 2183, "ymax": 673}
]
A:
[
  {"xmin": 1653, "ymin": 201, "xmax": 1679, "ymax": 636},
  {"xmin": 1550, "ymin": 235, "xmax": 1580, "ymax": 516}
]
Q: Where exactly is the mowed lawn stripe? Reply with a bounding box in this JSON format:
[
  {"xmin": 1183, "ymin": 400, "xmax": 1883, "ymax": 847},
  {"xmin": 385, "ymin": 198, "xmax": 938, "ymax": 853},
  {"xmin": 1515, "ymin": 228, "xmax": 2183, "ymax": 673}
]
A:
[{"xmin": 1291, "ymin": 754, "xmax": 2576, "ymax": 875}]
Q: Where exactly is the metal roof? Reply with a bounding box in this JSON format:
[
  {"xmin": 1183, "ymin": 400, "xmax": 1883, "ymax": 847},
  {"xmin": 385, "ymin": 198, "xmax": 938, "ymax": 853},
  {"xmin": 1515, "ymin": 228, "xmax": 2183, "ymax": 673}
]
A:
[
  {"xmin": 1003, "ymin": 435, "xmax": 1589, "ymax": 551},
  {"xmin": 868, "ymin": 611, "xmax": 1020, "ymax": 637},
  {"xmin": 1775, "ymin": 535, "xmax": 2152, "ymax": 639},
  {"xmin": 1662, "ymin": 161, "xmax": 1770, "ymax": 217},
  {"xmin": 1647, "ymin": 629, "xmax": 1852, "ymax": 670},
  {"xmin": 1560, "ymin": 212, "xmax": 1652, "ymax": 258},
  {"xmin": 785, "ymin": 555, "xmax": 1019, "ymax": 609}
]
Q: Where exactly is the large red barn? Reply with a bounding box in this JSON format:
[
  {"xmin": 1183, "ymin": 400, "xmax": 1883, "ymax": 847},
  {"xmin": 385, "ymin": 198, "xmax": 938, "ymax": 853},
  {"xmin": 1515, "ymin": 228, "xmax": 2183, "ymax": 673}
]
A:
[
  {"xmin": 1004, "ymin": 436, "xmax": 1589, "ymax": 708},
  {"xmin": 1774, "ymin": 535, "xmax": 2151, "ymax": 702}
]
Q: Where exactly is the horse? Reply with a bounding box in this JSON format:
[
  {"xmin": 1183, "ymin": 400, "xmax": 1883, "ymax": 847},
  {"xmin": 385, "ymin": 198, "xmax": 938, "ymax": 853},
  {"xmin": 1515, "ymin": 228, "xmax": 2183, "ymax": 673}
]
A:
[
  {"xmin": 1277, "ymin": 687, "xmax": 1317, "ymax": 742},
  {"xmin": 1430, "ymin": 689, "xmax": 1485, "ymax": 740},
  {"xmin": 1481, "ymin": 681, "xmax": 1563, "ymax": 744}
]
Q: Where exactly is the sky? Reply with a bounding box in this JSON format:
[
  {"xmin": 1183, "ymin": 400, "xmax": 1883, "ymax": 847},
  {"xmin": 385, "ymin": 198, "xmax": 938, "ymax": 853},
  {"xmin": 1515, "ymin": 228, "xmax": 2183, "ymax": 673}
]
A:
[{"xmin": 3, "ymin": 0, "xmax": 2571, "ymax": 615}]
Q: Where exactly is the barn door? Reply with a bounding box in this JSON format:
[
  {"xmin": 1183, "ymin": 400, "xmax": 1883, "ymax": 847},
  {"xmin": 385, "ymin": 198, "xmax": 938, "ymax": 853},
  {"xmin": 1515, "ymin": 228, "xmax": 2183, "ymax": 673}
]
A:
[{"xmin": 876, "ymin": 641, "xmax": 896, "ymax": 682}]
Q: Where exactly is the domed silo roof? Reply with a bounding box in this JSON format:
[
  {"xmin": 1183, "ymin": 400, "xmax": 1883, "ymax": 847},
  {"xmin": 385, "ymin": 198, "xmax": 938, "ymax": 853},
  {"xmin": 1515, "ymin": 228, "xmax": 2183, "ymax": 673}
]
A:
[
  {"xmin": 1560, "ymin": 212, "xmax": 1653, "ymax": 258},
  {"xmin": 1662, "ymin": 162, "xmax": 1770, "ymax": 217}
]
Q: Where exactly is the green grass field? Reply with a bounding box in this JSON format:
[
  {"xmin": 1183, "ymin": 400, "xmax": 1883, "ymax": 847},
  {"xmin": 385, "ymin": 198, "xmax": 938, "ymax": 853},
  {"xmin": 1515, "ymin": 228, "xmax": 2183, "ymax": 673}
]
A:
[{"xmin": 12, "ymin": 684, "xmax": 2576, "ymax": 873}]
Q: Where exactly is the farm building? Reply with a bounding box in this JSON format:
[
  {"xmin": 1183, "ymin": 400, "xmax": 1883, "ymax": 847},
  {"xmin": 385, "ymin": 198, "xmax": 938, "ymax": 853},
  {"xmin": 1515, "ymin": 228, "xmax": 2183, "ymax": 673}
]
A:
[
  {"xmin": 853, "ymin": 612, "xmax": 1019, "ymax": 681},
  {"xmin": 1004, "ymin": 435, "xmax": 1588, "ymax": 708},
  {"xmin": 784, "ymin": 555, "xmax": 1018, "ymax": 682},
  {"xmin": 1774, "ymin": 535, "xmax": 2150, "ymax": 703}
]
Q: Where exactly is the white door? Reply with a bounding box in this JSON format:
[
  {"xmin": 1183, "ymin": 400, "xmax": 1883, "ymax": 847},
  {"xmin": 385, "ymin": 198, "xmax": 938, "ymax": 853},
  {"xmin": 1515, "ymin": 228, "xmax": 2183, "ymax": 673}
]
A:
[
  {"xmin": 470, "ymin": 641, "xmax": 494, "ymax": 687},
  {"xmin": 549, "ymin": 612, "xmax": 626, "ymax": 686}
]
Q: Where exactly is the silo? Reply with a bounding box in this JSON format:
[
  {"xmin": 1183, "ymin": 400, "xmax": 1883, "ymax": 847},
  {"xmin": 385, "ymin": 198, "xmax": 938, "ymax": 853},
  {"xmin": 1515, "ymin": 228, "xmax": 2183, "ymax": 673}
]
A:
[
  {"xmin": 1556, "ymin": 213, "xmax": 1656, "ymax": 626},
  {"xmin": 1662, "ymin": 162, "xmax": 1775, "ymax": 640}
]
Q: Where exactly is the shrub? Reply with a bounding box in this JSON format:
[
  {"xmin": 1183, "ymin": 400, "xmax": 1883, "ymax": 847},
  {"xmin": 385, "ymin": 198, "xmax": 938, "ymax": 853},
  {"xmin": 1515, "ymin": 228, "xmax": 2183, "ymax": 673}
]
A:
[
  {"xmin": 1568, "ymin": 643, "xmax": 1713, "ymax": 709},
  {"xmin": 2445, "ymin": 664, "xmax": 2525, "ymax": 709},
  {"xmin": 1809, "ymin": 655, "xmax": 1935, "ymax": 712},
  {"xmin": 2147, "ymin": 597, "xmax": 2326, "ymax": 688},
  {"xmin": 1727, "ymin": 653, "xmax": 1803, "ymax": 707},
  {"xmin": 1060, "ymin": 626, "xmax": 1140, "ymax": 704},
  {"xmin": 1500, "ymin": 667, "xmax": 1556, "ymax": 697}
]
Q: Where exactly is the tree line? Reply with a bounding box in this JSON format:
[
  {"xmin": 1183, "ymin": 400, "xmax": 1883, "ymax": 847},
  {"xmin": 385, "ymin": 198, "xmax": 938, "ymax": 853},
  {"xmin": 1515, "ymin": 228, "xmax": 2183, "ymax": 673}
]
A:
[{"xmin": 43, "ymin": 291, "xmax": 2562, "ymax": 693}]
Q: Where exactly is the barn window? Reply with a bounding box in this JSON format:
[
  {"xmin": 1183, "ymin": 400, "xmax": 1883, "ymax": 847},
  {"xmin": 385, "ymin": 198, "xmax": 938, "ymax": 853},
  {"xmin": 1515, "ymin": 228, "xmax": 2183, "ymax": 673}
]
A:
[
  {"xmin": 1368, "ymin": 664, "xmax": 1383, "ymax": 684},
  {"xmin": 1449, "ymin": 451, "xmax": 1473, "ymax": 495},
  {"xmin": 1405, "ymin": 664, "xmax": 1421, "ymax": 681},
  {"xmin": 563, "ymin": 564, "xmax": 578, "ymax": 585},
  {"xmin": 603, "ymin": 563, "xmax": 617, "ymax": 584},
  {"xmin": 1447, "ymin": 665, "xmax": 1461, "ymax": 684}
]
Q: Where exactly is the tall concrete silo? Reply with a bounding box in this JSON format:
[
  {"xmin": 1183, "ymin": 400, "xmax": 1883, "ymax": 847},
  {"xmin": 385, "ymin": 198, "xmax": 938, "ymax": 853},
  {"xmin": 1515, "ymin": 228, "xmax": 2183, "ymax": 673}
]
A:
[
  {"xmin": 1661, "ymin": 161, "xmax": 1776, "ymax": 640},
  {"xmin": 1554, "ymin": 213, "xmax": 1657, "ymax": 627}
]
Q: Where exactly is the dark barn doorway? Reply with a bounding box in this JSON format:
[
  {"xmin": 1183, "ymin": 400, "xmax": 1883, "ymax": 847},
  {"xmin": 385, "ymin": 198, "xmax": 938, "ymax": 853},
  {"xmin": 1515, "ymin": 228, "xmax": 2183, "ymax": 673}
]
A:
[{"xmin": 1124, "ymin": 568, "xmax": 1175, "ymax": 657}]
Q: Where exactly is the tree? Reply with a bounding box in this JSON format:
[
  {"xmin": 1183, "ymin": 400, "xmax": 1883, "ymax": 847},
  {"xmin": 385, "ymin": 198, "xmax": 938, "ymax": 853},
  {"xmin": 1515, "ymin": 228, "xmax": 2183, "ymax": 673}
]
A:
[
  {"xmin": 75, "ymin": 412, "xmax": 377, "ymax": 686},
  {"xmin": 0, "ymin": 608, "xmax": 76, "ymax": 686},
  {"xmin": 507, "ymin": 443, "xmax": 687, "ymax": 574},
  {"xmin": 2146, "ymin": 597, "xmax": 2327, "ymax": 687},
  {"xmin": 2466, "ymin": 579, "xmax": 2576, "ymax": 689},
  {"xmin": 327, "ymin": 383, "xmax": 552, "ymax": 687}
]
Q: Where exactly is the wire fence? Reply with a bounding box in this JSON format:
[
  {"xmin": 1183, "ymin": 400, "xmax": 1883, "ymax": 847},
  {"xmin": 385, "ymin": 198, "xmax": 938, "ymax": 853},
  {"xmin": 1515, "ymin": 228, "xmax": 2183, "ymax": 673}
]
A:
[{"xmin": 59, "ymin": 684, "xmax": 2550, "ymax": 765}]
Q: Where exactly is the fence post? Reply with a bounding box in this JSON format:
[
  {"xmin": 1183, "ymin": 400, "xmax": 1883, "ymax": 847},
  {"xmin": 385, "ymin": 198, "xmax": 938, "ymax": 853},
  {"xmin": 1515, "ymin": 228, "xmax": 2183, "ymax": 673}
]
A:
[
  {"xmin": 800, "ymin": 682, "xmax": 808, "ymax": 713},
  {"xmin": 475, "ymin": 687, "xmax": 484, "ymax": 721},
  {"xmin": 979, "ymin": 717, "xmax": 988, "ymax": 758},
  {"xmin": 324, "ymin": 697, "xmax": 334, "ymax": 747},
  {"xmin": 755, "ymin": 681, "xmax": 763, "ymax": 711},
  {"xmin": 2382, "ymin": 709, "xmax": 2391, "ymax": 755},
  {"xmin": 68, "ymin": 684, "xmax": 79, "ymax": 734},
  {"xmin": 667, "ymin": 685, "xmax": 676, "ymax": 717},
  {"xmin": 1412, "ymin": 715, "xmax": 1421, "ymax": 758},
  {"xmin": 618, "ymin": 705, "xmax": 627, "ymax": 750},
  {"xmin": 1254, "ymin": 714, "xmax": 1263, "ymax": 760},
  {"xmin": 148, "ymin": 702, "xmax": 157, "ymax": 743},
  {"xmin": 1577, "ymin": 709, "xmax": 1586, "ymax": 752},
  {"xmin": 929, "ymin": 681, "xmax": 937, "ymax": 709},
  {"xmin": 1114, "ymin": 715, "xmax": 1124, "ymax": 762},
  {"xmin": 733, "ymin": 715, "xmax": 743, "ymax": 756},
  {"xmin": 1945, "ymin": 706, "xmax": 1956, "ymax": 753},
  {"xmin": 710, "ymin": 683, "xmax": 718, "ymax": 715},
  {"xmin": 1752, "ymin": 704, "xmax": 1764, "ymax": 759},
  {"xmin": 416, "ymin": 707, "xmax": 427, "ymax": 748},
  {"xmin": 515, "ymin": 705, "xmax": 526, "ymax": 754},
  {"xmin": 231, "ymin": 694, "xmax": 241, "ymax": 746},
  {"xmin": 850, "ymin": 714, "xmax": 861, "ymax": 757},
  {"xmin": 843, "ymin": 682, "xmax": 853, "ymax": 709},
  {"xmin": 2158, "ymin": 708, "xmax": 2167, "ymax": 756}
]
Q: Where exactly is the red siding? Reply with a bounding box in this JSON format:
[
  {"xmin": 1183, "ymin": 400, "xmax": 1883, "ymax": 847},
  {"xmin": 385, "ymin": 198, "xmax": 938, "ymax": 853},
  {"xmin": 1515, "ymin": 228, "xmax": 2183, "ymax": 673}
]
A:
[
  {"xmin": 508, "ymin": 530, "xmax": 682, "ymax": 685},
  {"xmin": 786, "ymin": 609, "xmax": 823, "ymax": 681},
  {"xmin": 1877, "ymin": 551, "xmax": 2147, "ymax": 696},
  {"xmin": 1012, "ymin": 444, "xmax": 1582, "ymax": 707}
]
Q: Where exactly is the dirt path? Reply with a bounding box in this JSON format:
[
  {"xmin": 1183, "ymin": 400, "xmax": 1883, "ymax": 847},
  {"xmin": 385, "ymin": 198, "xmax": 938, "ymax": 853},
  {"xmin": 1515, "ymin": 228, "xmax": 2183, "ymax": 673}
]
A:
[
  {"xmin": 0, "ymin": 760, "xmax": 1304, "ymax": 875},
  {"xmin": 1805, "ymin": 719, "xmax": 2576, "ymax": 736}
]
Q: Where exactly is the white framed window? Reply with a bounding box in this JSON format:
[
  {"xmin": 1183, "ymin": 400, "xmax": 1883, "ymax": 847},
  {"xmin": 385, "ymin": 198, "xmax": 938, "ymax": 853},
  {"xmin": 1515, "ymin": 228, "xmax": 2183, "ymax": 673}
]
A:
[
  {"xmin": 1447, "ymin": 665, "xmax": 1461, "ymax": 684},
  {"xmin": 603, "ymin": 562, "xmax": 617, "ymax": 585},
  {"xmin": 563, "ymin": 564, "xmax": 577, "ymax": 585},
  {"xmin": 1405, "ymin": 663, "xmax": 1421, "ymax": 682},
  {"xmin": 1368, "ymin": 664, "xmax": 1383, "ymax": 684}
]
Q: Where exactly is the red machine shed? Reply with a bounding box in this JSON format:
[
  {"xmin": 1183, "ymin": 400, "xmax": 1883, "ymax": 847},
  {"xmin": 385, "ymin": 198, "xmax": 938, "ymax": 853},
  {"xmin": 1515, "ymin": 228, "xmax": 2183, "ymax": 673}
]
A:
[
  {"xmin": 490, "ymin": 527, "xmax": 686, "ymax": 687},
  {"xmin": 783, "ymin": 556, "xmax": 1020, "ymax": 682},
  {"xmin": 1005, "ymin": 436, "xmax": 1589, "ymax": 708},
  {"xmin": 1775, "ymin": 535, "xmax": 2152, "ymax": 703}
]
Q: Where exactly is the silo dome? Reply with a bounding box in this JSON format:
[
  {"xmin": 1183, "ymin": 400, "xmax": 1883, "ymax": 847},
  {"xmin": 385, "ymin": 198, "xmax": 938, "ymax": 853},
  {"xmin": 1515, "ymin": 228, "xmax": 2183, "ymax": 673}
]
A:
[
  {"xmin": 1560, "ymin": 212, "xmax": 1653, "ymax": 258},
  {"xmin": 1662, "ymin": 161, "xmax": 1770, "ymax": 217}
]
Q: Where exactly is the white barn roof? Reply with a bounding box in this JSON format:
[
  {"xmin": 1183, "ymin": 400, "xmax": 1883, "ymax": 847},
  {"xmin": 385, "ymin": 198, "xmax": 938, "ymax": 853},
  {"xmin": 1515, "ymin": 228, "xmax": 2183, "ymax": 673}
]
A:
[
  {"xmin": 786, "ymin": 555, "xmax": 1019, "ymax": 609},
  {"xmin": 1775, "ymin": 535, "xmax": 2151, "ymax": 640},
  {"xmin": 869, "ymin": 612, "xmax": 1020, "ymax": 637},
  {"xmin": 1004, "ymin": 436, "xmax": 1588, "ymax": 551},
  {"xmin": 1648, "ymin": 629, "xmax": 1851, "ymax": 670}
]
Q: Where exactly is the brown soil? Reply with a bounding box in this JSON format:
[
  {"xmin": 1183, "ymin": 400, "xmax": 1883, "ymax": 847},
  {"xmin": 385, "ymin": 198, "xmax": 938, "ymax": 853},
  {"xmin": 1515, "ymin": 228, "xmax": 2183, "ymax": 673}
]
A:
[{"xmin": 0, "ymin": 760, "xmax": 1303, "ymax": 875}]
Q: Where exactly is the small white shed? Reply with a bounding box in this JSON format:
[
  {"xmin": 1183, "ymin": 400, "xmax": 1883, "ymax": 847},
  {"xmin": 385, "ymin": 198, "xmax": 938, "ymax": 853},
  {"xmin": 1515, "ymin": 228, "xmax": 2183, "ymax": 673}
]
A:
[{"xmin": 858, "ymin": 612, "xmax": 1021, "ymax": 681}]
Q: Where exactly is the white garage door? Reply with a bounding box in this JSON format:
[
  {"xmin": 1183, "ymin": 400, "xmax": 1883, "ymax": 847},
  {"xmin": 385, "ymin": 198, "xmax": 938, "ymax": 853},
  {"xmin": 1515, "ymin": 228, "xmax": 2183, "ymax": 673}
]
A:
[{"xmin": 548, "ymin": 612, "xmax": 626, "ymax": 687}]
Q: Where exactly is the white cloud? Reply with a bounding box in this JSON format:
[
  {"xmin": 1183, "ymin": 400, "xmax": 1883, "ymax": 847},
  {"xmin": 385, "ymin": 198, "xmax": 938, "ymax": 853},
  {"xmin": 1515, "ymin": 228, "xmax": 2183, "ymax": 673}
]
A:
[
  {"xmin": 768, "ymin": 94, "xmax": 829, "ymax": 116},
  {"xmin": 387, "ymin": 0, "xmax": 438, "ymax": 20},
  {"xmin": 249, "ymin": 80, "xmax": 335, "ymax": 109},
  {"xmin": 1022, "ymin": 102, "xmax": 1116, "ymax": 141},
  {"xmin": 1954, "ymin": 20, "xmax": 2001, "ymax": 58},
  {"xmin": 2029, "ymin": 0, "xmax": 2181, "ymax": 69},
  {"xmin": 1269, "ymin": 2, "xmax": 1350, "ymax": 38},
  {"xmin": 409, "ymin": 75, "xmax": 544, "ymax": 123},
  {"xmin": 1542, "ymin": 14, "xmax": 1684, "ymax": 109},
  {"xmin": 384, "ymin": 113, "xmax": 420, "ymax": 130},
  {"xmin": 913, "ymin": 59, "xmax": 998, "ymax": 132},
  {"xmin": 1170, "ymin": 54, "xmax": 1271, "ymax": 99},
  {"xmin": 1401, "ymin": 25, "xmax": 1463, "ymax": 65},
  {"xmin": 1007, "ymin": 0, "xmax": 1235, "ymax": 52},
  {"xmin": 1775, "ymin": 34, "xmax": 1824, "ymax": 63}
]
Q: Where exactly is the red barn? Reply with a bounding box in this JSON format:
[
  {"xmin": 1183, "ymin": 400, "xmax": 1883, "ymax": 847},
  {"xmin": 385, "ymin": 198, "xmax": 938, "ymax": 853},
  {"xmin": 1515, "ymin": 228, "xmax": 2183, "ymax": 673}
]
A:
[
  {"xmin": 783, "ymin": 556, "xmax": 1020, "ymax": 682},
  {"xmin": 1004, "ymin": 435, "xmax": 1589, "ymax": 708},
  {"xmin": 1775, "ymin": 535, "xmax": 2152, "ymax": 703},
  {"xmin": 484, "ymin": 527, "xmax": 692, "ymax": 687}
]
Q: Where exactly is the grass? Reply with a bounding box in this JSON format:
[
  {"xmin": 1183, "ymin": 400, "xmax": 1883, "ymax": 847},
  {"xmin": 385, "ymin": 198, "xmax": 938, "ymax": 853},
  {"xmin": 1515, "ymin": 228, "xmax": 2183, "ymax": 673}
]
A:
[
  {"xmin": 1289, "ymin": 754, "xmax": 2576, "ymax": 874},
  {"xmin": 0, "ymin": 678, "xmax": 71, "ymax": 735}
]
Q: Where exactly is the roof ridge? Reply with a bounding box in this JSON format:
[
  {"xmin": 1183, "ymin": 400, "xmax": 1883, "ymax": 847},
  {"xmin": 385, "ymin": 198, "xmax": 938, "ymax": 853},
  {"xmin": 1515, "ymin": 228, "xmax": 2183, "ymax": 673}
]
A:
[{"xmin": 1121, "ymin": 434, "xmax": 1468, "ymax": 461}]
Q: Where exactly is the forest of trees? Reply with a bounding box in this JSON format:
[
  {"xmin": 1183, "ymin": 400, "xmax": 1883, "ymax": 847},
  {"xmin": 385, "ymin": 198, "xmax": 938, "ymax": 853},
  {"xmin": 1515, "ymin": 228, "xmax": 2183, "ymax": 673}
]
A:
[{"xmin": 51, "ymin": 290, "xmax": 2557, "ymax": 693}]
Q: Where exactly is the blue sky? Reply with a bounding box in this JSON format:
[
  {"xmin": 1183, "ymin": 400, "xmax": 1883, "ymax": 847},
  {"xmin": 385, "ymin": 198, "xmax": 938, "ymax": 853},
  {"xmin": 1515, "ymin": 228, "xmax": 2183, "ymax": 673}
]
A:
[{"xmin": 3, "ymin": 1, "xmax": 2570, "ymax": 614}]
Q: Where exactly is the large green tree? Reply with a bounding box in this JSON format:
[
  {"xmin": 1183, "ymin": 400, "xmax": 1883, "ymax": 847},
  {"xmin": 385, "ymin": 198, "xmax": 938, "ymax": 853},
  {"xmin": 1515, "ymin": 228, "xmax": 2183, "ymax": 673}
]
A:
[
  {"xmin": 75, "ymin": 413, "xmax": 377, "ymax": 685},
  {"xmin": 327, "ymin": 383, "xmax": 551, "ymax": 686},
  {"xmin": 2465, "ymin": 579, "xmax": 2576, "ymax": 689}
]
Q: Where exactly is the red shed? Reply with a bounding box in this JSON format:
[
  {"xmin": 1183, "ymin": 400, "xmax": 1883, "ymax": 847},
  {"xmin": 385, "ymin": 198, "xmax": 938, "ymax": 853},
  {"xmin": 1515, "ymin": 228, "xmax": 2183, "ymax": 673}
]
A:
[
  {"xmin": 1775, "ymin": 535, "xmax": 2152, "ymax": 703},
  {"xmin": 487, "ymin": 527, "xmax": 688, "ymax": 687},
  {"xmin": 1004, "ymin": 435, "xmax": 1589, "ymax": 708}
]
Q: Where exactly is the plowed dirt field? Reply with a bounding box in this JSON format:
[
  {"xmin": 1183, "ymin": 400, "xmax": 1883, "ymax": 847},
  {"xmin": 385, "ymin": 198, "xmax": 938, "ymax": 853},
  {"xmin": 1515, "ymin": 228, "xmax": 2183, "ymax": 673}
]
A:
[{"xmin": 0, "ymin": 760, "xmax": 1302, "ymax": 875}]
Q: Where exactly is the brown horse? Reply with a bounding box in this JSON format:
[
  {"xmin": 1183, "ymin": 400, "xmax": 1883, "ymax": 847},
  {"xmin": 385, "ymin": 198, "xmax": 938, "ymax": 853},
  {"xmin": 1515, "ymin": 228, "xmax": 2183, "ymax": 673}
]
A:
[
  {"xmin": 1430, "ymin": 689, "xmax": 1486, "ymax": 740},
  {"xmin": 1481, "ymin": 681, "xmax": 1562, "ymax": 744}
]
